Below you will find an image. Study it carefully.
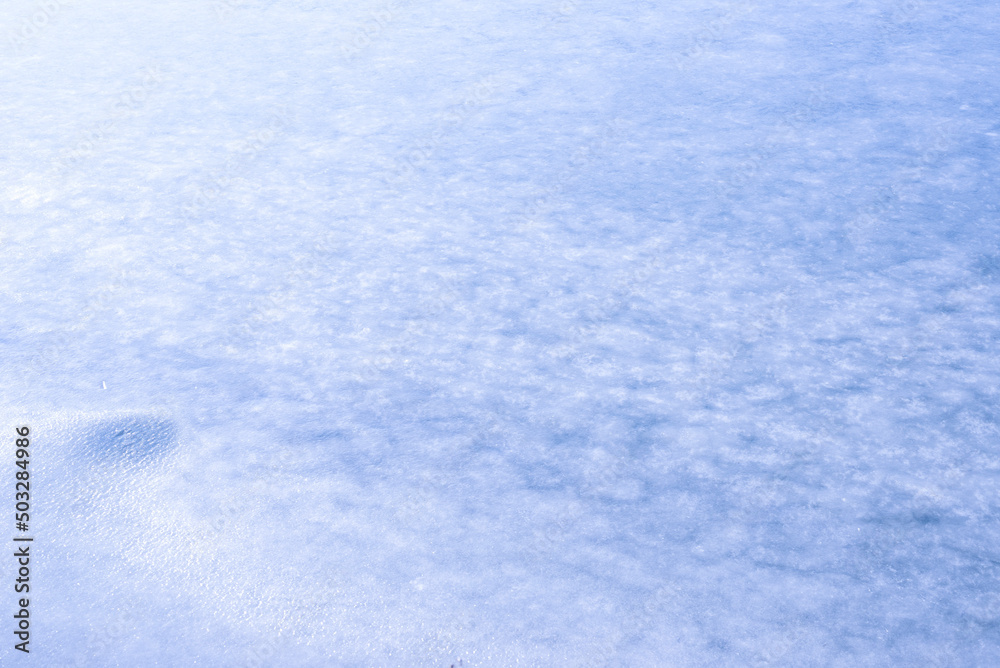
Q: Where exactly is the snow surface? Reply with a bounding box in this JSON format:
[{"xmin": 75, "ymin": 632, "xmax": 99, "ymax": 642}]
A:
[{"xmin": 2, "ymin": 0, "xmax": 1000, "ymax": 665}]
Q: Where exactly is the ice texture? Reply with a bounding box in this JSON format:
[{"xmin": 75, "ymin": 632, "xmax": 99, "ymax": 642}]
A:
[{"xmin": 1, "ymin": 0, "xmax": 1000, "ymax": 665}]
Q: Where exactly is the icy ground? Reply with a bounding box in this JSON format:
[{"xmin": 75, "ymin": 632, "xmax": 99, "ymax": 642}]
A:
[{"xmin": 1, "ymin": 0, "xmax": 1000, "ymax": 665}]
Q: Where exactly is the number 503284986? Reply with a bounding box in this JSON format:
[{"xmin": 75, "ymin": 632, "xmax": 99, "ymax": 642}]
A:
[{"xmin": 15, "ymin": 427, "xmax": 30, "ymax": 531}]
